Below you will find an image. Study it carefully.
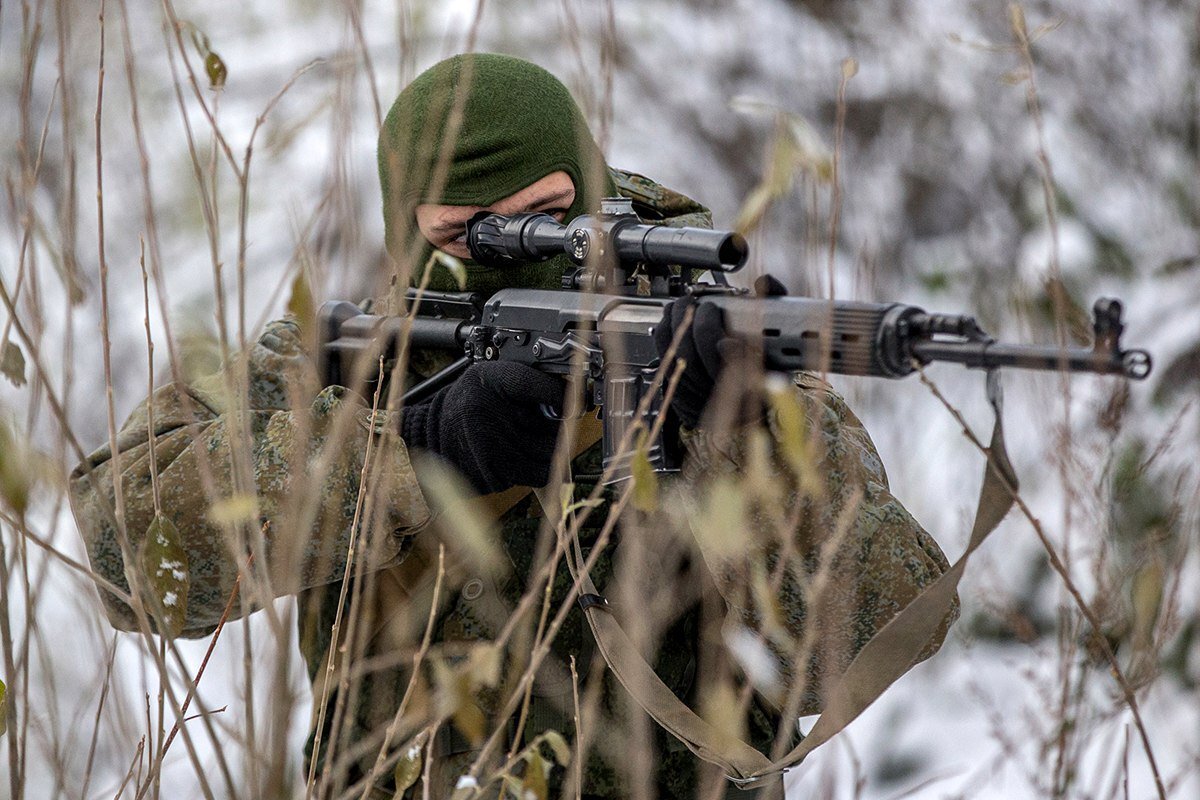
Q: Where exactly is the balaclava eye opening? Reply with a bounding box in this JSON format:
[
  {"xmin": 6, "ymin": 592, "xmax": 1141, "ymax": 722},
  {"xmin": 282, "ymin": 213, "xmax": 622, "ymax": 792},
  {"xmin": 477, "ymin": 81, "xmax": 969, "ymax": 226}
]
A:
[{"xmin": 378, "ymin": 53, "xmax": 617, "ymax": 296}]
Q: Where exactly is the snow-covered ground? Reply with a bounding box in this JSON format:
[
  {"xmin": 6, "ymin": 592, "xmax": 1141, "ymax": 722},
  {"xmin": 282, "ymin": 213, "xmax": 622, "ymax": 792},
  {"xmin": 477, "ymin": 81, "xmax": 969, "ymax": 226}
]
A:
[{"xmin": 1, "ymin": 0, "xmax": 1197, "ymax": 797}]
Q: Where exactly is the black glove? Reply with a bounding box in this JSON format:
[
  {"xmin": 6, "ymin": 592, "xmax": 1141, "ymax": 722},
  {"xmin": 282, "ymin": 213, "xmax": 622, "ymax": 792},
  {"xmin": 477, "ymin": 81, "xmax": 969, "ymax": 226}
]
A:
[
  {"xmin": 653, "ymin": 276, "xmax": 789, "ymax": 429},
  {"xmin": 400, "ymin": 361, "xmax": 565, "ymax": 494},
  {"xmin": 653, "ymin": 296, "xmax": 727, "ymax": 429}
]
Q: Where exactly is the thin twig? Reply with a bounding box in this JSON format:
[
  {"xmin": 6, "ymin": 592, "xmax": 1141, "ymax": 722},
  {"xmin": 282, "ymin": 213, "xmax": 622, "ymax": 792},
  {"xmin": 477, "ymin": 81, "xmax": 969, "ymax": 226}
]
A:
[
  {"xmin": 130, "ymin": 568, "xmax": 246, "ymax": 800},
  {"xmin": 916, "ymin": 366, "xmax": 1166, "ymax": 800},
  {"xmin": 309, "ymin": 359, "xmax": 389, "ymax": 797},
  {"xmin": 80, "ymin": 634, "xmax": 119, "ymax": 800}
]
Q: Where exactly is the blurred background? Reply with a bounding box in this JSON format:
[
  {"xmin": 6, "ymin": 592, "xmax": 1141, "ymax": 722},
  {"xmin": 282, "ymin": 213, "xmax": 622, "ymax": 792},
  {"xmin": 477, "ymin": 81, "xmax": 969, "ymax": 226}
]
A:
[{"xmin": 0, "ymin": 0, "xmax": 1197, "ymax": 797}]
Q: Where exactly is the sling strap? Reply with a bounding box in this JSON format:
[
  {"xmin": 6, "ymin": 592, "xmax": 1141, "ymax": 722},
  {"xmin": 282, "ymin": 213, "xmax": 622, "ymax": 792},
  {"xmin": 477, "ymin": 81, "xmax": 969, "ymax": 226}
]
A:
[{"xmin": 536, "ymin": 370, "xmax": 1018, "ymax": 789}]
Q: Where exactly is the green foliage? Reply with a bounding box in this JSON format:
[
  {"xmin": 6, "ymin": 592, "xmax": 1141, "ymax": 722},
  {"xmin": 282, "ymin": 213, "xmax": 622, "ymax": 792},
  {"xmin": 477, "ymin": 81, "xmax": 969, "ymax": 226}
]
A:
[
  {"xmin": 204, "ymin": 52, "xmax": 228, "ymax": 91},
  {"xmin": 918, "ymin": 269, "xmax": 952, "ymax": 294},
  {"xmin": 140, "ymin": 513, "xmax": 191, "ymax": 638},
  {"xmin": 189, "ymin": 25, "xmax": 227, "ymax": 90},
  {"xmin": 1110, "ymin": 440, "xmax": 1177, "ymax": 551},
  {"xmin": 391, "ymin": 742, "xmax": 423, "ymax": 798}
]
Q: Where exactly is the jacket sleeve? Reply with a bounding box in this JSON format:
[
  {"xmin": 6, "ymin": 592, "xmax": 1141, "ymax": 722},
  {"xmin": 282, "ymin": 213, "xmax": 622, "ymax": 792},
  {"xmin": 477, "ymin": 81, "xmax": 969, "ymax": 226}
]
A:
[
  {"xmin": 681, "ymin": 373, "xmax": 955, "ymax": 712},
  {"xmin": 69, "ymin": 318, "xmax": 431, "ymax": 638}
]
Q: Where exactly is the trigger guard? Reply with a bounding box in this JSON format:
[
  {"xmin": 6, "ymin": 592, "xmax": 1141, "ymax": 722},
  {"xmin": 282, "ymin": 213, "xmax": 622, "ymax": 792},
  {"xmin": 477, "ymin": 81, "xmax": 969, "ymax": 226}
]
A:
[{"xmin": 540, "ymin": 403, "xmax": 566, "ymax": 421}]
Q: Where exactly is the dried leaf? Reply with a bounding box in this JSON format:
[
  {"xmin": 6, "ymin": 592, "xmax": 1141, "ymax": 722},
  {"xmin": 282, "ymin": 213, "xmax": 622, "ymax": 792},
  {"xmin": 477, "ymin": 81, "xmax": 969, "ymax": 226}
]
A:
[
  {"xmin": 733, "ymin": 185, "xmax": 774, "ymax": 237},
  {"xmin": 741, "ymin": 427, "xmax": 783, "ymax": 512},
  {"xmin": 841, "ymin": 58, "xmax": 859, "ymax": 79},
  {"xmin": 286, "ymin": 271, "xmax": 316, "ymax": 337},
  {"xmin": 205, "ymin": 51, "xmax": 227, "ymax": 90},
  {"xmin": 521, "ymin": 751, "xmax": 548, "ymax": 800},
  {"xmin": 189, "ymin": 28, "xmax": 211, "ymax": 58},
  {"xmin": 1, "ymin": 342, "xmax": 25, "ymax": 387},
  {"xmin": 452, "ymin": 700, "xmax": 486, "ymax": 746},
  {"xmin": 466, "ymin": 643, "xmax": 502, "ymax": 689},
  {"xmin": 630, "ymin": 441, "xmax": 658, "ymax": 513},
  {"xmin": 0, "ymin": 678, "xmax": 7, "ymax": 737},
  {"xmin": 728, "ymin": 96, "xmax": 779, "ymax": 118},
  {"xmin": 0, "ymin": 421, "xmax": 33, "ymax": 516},
  {"xmin": 689, "ymin": 478, "xmax": 746, "ymax": 558},
  {"xmin": 1030, "ymin": 18, "xmax": 1064, "ymax": 42},
  {"xmin": 1130, "ymin": 561, "xmax": 1164, "ymax": 650},
  {"xmin": 141, "ymin": 513, "xmax": 190, "ymax": 638},
  {"xmin": 208, "ymin": 493, "xmax": 260, "ymax": 526},
  {"xmin": 428, "ymin": 250, "xmax": 467, "ymax": 290},
  {"xmin": 559, "ymin": 481, "xmax": 603, "ymax": 518},
  {"xmin": 767, "ymin": 379, "xmax": 823, "ymax": 499},
  {"xmin": 750, "ymin": 561, "xmax": 787, "ymax": 648},
  {"xmin": 539, "ymin": 730, "xmax": 571, "ymax": 767},
  {"xmin": 700, "ymin": 680, "xmax": 745, "ymax": 744},
  {"xmin": 781, "ymin": 115, "xmax": 834, "ymax": 182},
  {"xmin": 178, "ymin": 326, "xmax": 222, "ymax": 383},
  {"xmin": 501, "ymin": 774, "xmax": 524, "ymax": 800},
  {"xmin": 731, "ymin": 99, "xmax": 832, "ymax": 234},
  {"xmin": 412, "ymin": 454, "xmax": 504, "ymax": 575},
  {"xmin": 187, "ymin": 25, "xmax": 226, "ymax": 90},
  {"xmin": 392, "ymin": 741, "xmax": 423, "ymax": 797},
  {"xmin": 433, "ymin": 660, "xmax": 486, "ymax": 745},
  {"xmin": 1008, "ymin": 3, "xmax": 1029, "ymax": 41}
]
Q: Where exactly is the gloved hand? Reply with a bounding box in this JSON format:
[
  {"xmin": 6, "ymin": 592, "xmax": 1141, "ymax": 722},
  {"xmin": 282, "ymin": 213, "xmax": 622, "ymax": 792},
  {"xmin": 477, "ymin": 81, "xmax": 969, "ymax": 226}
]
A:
[
  {"xmin": 652, "ymin": 297, "xmax": 727, "ymax": 429},
  {"xmin": 400, "ymin": 361, "xmax": 565, "ymax": 494},
  {"xmin": 653, "ymin": 275, "xmax": 788, "ymax": 429}
]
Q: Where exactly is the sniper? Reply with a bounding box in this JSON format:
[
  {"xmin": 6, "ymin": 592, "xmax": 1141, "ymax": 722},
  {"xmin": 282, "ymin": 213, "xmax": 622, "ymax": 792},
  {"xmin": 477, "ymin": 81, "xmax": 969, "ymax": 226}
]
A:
[{"xmin": 72, "ymin": 54, "xmax": 971, "ymax": 799}]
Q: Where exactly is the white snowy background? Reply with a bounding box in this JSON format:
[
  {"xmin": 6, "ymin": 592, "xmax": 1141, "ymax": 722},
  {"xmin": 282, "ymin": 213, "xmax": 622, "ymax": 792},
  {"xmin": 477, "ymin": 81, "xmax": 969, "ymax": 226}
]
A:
[{"xmin": 0, "ymin": 0, "xmax": 1197, "ymax": 797}]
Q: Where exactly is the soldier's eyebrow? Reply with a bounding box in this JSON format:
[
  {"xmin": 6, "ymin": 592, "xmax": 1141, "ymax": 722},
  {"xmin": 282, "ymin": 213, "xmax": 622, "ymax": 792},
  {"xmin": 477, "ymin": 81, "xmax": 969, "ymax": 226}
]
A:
[
  {"xmin": 528, "ymin": 186, "xmax": 573, "ymax": 209},
  {"xmin": 429, "ymin": 215, "xmax": 477, "ymax": 237}
]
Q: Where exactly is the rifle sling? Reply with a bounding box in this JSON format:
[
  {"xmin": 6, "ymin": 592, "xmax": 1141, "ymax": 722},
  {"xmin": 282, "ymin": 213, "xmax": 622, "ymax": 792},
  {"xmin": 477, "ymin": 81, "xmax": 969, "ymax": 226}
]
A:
[{"xmin": 515, "ymin": 372, "xmax": 1018, "ymax": 789}]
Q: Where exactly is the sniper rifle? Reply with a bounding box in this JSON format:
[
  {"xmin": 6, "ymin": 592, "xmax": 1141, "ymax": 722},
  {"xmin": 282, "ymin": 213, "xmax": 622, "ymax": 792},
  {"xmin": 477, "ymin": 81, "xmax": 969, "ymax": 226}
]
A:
[{"xmin": 318, "ymin": 197, "xmax": 1151, "ymax": 480}]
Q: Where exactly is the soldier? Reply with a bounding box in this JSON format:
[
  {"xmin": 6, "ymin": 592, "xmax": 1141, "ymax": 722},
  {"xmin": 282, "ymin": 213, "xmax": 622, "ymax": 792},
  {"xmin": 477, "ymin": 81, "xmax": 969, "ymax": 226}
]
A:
[{"xmin": 71, "ymin": 53, "xmax": 955, "ymax": 798}]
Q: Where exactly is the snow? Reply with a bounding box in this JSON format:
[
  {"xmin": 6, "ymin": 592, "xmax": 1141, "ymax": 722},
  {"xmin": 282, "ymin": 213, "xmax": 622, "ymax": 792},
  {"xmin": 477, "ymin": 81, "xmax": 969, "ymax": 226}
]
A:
[{"xmin": 1, "ymin": 0, "xmax": 1196, "ymax": 797}]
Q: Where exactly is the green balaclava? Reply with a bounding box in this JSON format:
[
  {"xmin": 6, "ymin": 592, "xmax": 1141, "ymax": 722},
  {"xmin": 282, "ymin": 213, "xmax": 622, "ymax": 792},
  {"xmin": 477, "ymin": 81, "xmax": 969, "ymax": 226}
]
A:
[{"xmin": 378, "ymin": 53, "xmax": 617, "ymax": 296}]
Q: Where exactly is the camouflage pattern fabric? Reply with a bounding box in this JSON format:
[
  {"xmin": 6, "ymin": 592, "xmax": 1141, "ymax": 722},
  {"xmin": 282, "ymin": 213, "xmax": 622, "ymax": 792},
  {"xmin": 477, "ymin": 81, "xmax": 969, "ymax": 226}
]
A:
[
  {"xmin": 70, "ymin": 171, "xmax": 954, "ymax": 799},
  {"xmin": 69, "ymin": 319, "xmax": 430, "ymax": 636}
]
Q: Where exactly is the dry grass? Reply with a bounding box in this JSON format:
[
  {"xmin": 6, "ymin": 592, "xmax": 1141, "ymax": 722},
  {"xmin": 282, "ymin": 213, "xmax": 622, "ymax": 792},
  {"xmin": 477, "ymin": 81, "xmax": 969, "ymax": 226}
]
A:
[{"xmin": 0, "ymin": 1, "xmax": 1195, "ymax": 799}]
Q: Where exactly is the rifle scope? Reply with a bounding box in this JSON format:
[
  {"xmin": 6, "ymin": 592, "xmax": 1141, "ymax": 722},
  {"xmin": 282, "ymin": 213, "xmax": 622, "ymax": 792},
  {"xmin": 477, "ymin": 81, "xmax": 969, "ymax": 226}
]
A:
[{"xmin": 466, "ymin": 199, "xmax": 748, "ymax": 273}]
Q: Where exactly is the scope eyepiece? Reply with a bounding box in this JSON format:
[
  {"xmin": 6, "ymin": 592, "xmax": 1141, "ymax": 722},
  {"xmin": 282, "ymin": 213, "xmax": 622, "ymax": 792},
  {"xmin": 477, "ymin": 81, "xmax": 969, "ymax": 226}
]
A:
[{"xmin": 466, "ymin": 210, "xmax": 565, "ymax": 268}]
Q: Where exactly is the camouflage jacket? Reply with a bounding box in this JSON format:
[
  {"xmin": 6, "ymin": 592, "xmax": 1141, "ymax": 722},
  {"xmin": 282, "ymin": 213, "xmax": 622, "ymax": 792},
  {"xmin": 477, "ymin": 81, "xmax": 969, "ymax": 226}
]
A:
[{"xmin": 70, "ymin": 169, "xmax": 954, "ymax": 800}]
